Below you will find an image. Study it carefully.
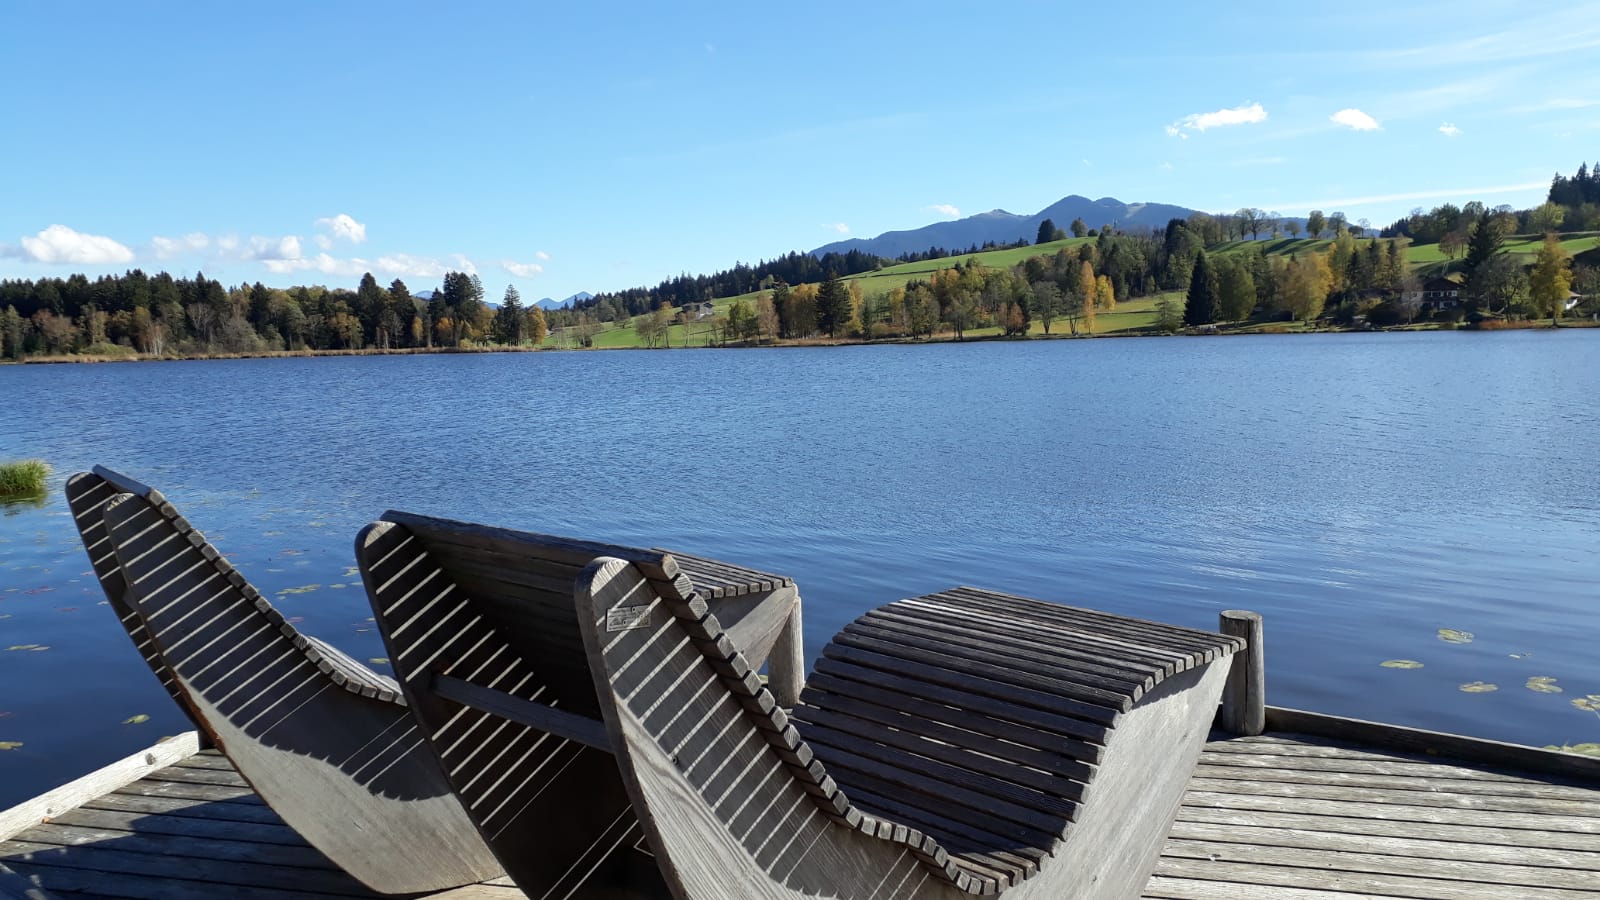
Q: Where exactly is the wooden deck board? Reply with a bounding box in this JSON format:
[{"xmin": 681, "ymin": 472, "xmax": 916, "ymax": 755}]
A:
[
  {"xmin": 2, "ymin": 731, "xmax": 1596, "ymax": 899},
  {"xmin": 1145, "ymin": 732, "xmax": 1600, "ymax": 899}
]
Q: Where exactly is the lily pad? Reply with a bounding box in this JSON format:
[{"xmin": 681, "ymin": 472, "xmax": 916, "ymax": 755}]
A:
[
  {"xmin": 343, "ymin": 567, "xmax": 360, "ymax": 577},
  {"xmin": 1380, "ymin": 660, "xmax": 1424, "ymax": 669},
  {"xmin": 0, "ymin": 741, "xmax": 22, "ymax": 751},
  {"xmin": 122, "ymin": 714, "xmax": 150, "ymax": 725},
  {"xmin": 1458, "ymin": 681, "xmax": 1498, "ymax": 693},
  {"xmin": 369, "ymin": 657, "xmax": 389, "ymax": 665},
  {"xmin": 1547, "ymin": 743, "xmax": 1600, "ymax": 757},
  {"xmin": 5, "ymin": 644, "xmax": 48, "ymax": 652},
  {"xmin": 276, "ymin": 584, "xmax": 321, "ymax": 595},
  {"xmin": 1525, "ymin": 676, "xmax": 1563, "ymax": 694},
  {"xmin": 1571, "ymin": 695, "xmax": 1600, "ymax": 713},
  {"xmin": 1437, "ymin": 628, "xmax": 1474, "ymax": 644}
]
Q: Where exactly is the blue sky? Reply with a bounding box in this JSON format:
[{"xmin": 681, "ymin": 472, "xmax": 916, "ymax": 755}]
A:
[{"xmin": 3, "ymin": 1, "xmax": 1597, "ymax": 301}]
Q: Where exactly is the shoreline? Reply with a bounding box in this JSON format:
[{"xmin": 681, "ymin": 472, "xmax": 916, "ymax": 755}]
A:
[{"xmin": 2, "ymin": 318, "xmax": 1592, "ymax": 365}]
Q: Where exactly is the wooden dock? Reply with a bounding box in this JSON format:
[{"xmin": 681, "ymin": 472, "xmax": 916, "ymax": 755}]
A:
[{"xmin": 4, "ymin": 721, "xmax": 1597, "ymax": 899}]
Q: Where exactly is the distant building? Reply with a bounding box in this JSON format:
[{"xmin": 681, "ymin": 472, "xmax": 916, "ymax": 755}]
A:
[
  {"xmin": 680, "ymin": 301, "xmax": 716, "ymax": 320},
  {"xmin": 1402, "ymin": 276, "xmax": 1462, "ymax": 311}
]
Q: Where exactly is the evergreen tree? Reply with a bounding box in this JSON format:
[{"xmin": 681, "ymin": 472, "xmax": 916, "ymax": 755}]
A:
[
  {"xmin": 494, "ymin": 285, "xmax": 526, "ymax": 344},
  {"xmin": 1463, "ymin": 210, "xmax": 1506, "ymax": 285},
  {"xmin": 815, "ymin": 272, "xmax": 849, "ymax": 337},
  {"xmin": 1036, "ymin": 219, "xmax": 1057, "ymax": 245},
  {"xmin": 1184, "ymin": 251, "xmax": 1220, "ymax": 326}
]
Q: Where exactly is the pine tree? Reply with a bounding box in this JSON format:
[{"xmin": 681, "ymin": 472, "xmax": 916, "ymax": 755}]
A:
[
  {"xmin": 1462, "ymin": 211, "xmax": 1504, "ymax": 276},
  {"xmin": 1185, "ymin": 251, "xmax": 1220, "ymax": 326},
  {"xmin": 495, "ymin": 285, "xmax": 525, "ymax": 344},
  {"xmin": 815, "ymin": 272, "xmax": 849, "ymax": 337},
  {"xmin": 1036, "ymin": 219, "xmax": 1057, "ymax": 245}
]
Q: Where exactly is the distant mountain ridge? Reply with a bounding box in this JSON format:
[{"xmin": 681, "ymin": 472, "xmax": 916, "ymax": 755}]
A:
[
  {"xmin": 536, "ymin": 291, "xmax": 591, "ymax": 311},
  {"xmin": 812, "ymin": 195, "xmax": 1200, "ymax": 259}
]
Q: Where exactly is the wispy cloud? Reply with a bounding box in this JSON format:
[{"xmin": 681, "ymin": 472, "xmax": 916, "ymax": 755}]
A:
[
  {"xmin": 1166, "ymin": 102, "xmax": 1267, "ymax": 138},
  {"xmin": 1505, "ymin": 97, "xmax": 1597, "ymax": 114},
  {"xmin": 1358, "ymin": 16, "xmax": 1600, "ymax": 69},
  {"xmin": 261, "ymin": 251, "xmax": 477, "ymax": 280},
  {"xmin": 502, "ymin": 259, "xmax": 545, "ymax": 278},
  {"xmin": 1330, "ymin": 108, "xmax": 1381, "ymax": 131},
  {"xmin": 535, "ymin": 250, "xmax": 551, "ymax": 261},
  {"xmin": 1159, "ymin": 161, "xmax": 1174, "ymax": 171},
  {"xmin": 150, "ymin": 232, "xmax": 211, "ymax": 259},
  {"xmin": 824, "ymin": 223, "xmax": 850, "ymax": 235},
  {"xmin": 924, "ymin": 204, "xmax": 961, "ymax": 219},
  {"xmin": 1438, "ymin": 122, "xmax": 1462, "ymax": 138},
  {"xmin": 1275, "ymin": 181, "xmax": 1547, "ymax": 211},
  {"xmin": 13, "ymin": 224, "xmax": 134, "ymax": 264}
]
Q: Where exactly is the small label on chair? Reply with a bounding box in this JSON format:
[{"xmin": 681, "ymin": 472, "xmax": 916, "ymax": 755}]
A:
[{"xmin": 606, "ymin": 605, "xmax": 652, "ymax": 632}]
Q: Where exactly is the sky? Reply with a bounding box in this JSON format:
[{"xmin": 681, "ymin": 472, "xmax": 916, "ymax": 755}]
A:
[{"xmin": 3, "ymin": 1, "xmax": 1598, "ymax": 302}]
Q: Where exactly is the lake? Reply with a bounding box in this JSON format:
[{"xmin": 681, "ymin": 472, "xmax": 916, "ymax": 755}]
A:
[{"xmin": 2, "ymin": 331, "xmax": 1598, "ymax": 807}]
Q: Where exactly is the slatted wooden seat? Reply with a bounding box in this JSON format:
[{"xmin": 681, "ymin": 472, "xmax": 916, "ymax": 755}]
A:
[
  {"xmin": 66, "ymin": 468, "xmax": 208, "ymax": 738},
  {"xmin": 577, "ymin": 557, "xmax": 1242, "ymax": 899},
  {"xmin": 355, "ymin": 512, "xmax": 803, "ymax": 899},
  {"xmin": 81, "ymin": 469, "xmax": 504, "ymax": 894}
]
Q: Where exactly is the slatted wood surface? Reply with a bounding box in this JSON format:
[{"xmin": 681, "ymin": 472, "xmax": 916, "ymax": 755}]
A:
[
  {"xmin": 1143, "ymin": 732, "xmax": 1600, "ymax": 899},
  {"xmin": 0, "ymin": 750, "xmax": 525, "ymax": 900},
  {"xmin": 790, "ymin": 587, "xmax": 1243, "ymax": 893},
  {"xmin": 5, "ymin": 732, "xmax": 1596, "ymax": 898}
]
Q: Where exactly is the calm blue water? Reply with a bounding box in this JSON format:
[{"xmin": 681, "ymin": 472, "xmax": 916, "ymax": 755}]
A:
[{"xmin": 2, "ymin": 331, "xmax": 1598, "ymax": 805}]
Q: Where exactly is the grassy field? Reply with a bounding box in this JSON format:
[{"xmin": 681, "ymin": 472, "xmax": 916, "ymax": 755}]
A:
[
  {"xmin": 844, "ymin": 237, "xmax": 1096, "ymax": 297},
  {"xmin": 548, "ymin": 227, "xmax": 1600, "ymax": 350},
  {"xmin": 1406, "ymin": 233, "xmax": 1600, "ymax": 264}
]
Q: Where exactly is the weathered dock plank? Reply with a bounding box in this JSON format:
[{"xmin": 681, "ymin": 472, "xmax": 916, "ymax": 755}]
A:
[
  {"xmin": 4, "ymin": 728, "xmax": 1597, "ymax": 899},
  {"xmin": 1145, "ymin": 732, "xmax": 1600, "ymax": 899}
]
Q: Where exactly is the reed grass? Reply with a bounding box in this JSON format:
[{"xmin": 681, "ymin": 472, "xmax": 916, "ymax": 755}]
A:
[{"xmin": 0, "ymin": 459, "xmax": 51, "ymax": 498}]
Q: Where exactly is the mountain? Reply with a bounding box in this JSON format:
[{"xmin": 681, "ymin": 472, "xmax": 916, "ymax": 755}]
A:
[
  {"xmin": 535, "ymin": 291, "xmax": 592, "ymax": 311},
  {"xmin": 812, "ymin": 195, "xmax": 1200, "ymax": 259}
]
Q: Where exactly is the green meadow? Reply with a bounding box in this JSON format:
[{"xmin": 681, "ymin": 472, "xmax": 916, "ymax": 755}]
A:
[{"xmin": 546, "ymin": 228, "xmax": 1599, "ymax": 350}]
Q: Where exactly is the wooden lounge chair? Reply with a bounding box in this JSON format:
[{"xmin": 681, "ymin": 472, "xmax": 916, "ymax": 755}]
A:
[
  {"xmin": 576, "ymin": 555, "xmax": 1242, "ymax": 899},
  {"xmin": 65, "ymin": 467, "xmax": 208, "ymax": 738},
  {"xmin": 355, "ymin": 512, "xmax": 803, "ymax": 899},
  {"xmin": 86, "ymin": 472, "xmax": 505, "ymax": 894}
]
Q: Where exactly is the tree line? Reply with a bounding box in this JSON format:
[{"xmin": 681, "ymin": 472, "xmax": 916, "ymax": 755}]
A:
[{"xmin": 0, "ymin": 268, "xmax": 547, "ymax": 360}]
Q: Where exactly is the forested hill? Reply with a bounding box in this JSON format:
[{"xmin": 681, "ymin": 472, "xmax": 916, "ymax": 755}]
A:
[{"xmin": 812, "ymin": 195, "xmax": 1200, "ymax": 258}]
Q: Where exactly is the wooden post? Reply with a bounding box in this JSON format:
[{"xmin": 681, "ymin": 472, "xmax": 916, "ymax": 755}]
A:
[
  {"xmin": 768, "ymin": 601, "xmax": 805, "ymax": 708},
  {"xmin": 1219, "ymin": 610, "xmax": 1265, "ymax": 736}
]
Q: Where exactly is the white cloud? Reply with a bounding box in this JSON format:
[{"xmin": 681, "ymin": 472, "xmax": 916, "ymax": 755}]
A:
[
  {"xmin": 258, "ymin": 247, "xmax": 471, "ymax": 280},
  {"xmin": 924, "ymin": 204, "xmax": 961, "ymax": 219},
  {"xmin": 535, "ymin": 250, "xmax": 551, "ymax": 261},
  {"xmin": 1438, "ymin": 122, "xmax": 1462, "ymax": 138},
  {"xmin": 502, "ymin": 260, "xmax": 545, "ymax": 278},
  {"xmin": 261, "ymin": 253, "xmax": 369, "ymax": 277},
  {"xmin": 17, "ymin": 224, "xmax": 135, "ymax": 264},
  {"xmin": 1159, "ymin": 161, "xmax": 1174, "ymax": 171},
  {"xmin": 246, "ymin": 235, "xmax": 302, "ymax": 261},
  {"xmin": 824, "ymin": 223, "xmax": 850, "ymax": 234},
  {"xmin": 314, "ymin": 213, "xmax": 366, "ymax": 245},
  {"xmin": 1167, "ymin": 102, "xmax": 1267, "ymax": 138},
  {"xmin": 150, "ymin": 232, "xmax": 211, "ymax": 259},
  {"xmin": 1331, "ymin": 108, "xmax": 1382, "ymax": 131},
  {"xmin": 217, "ymin": 235, "xmax": 240, "ymax": 252}
]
